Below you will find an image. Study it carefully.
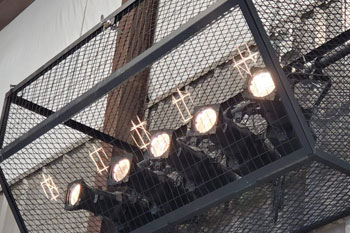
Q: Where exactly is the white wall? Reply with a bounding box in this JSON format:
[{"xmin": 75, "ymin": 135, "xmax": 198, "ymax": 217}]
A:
[
  {"xmin": 0, "ymin": 0, "xmax": 121, "ymax": 112},
  {"xmin": 0, "ymin": 1, "xmax": 121, "ymax": 232}
]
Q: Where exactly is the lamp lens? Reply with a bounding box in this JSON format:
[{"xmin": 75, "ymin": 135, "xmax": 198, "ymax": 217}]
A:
[
  {"xmin": 249, "ymin": 71, "xmax": 275, "ymax": 97},
  {"xmin": 194, "ymin": 107, "xmax": 218, "ymax": 134},
  {"xmin": 112, "ymin": 158, "xmax": 131, "ymax": 182},
  {"xmin": 150, "ymin": 133, "xmax": 171, "ymax": 158},
  {"xmin": 69, "ymin": 183, "xmax": 81, "ymax": 206}
]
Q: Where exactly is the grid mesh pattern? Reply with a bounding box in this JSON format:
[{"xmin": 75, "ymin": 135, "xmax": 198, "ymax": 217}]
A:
[
  {"xmin": 165, "ymin": 162, "xmax": 350, "ymax": 233},
  {"xmin": 255, "ymin": 0, "xmax": 350, "ymax": 162},
  {"xmin": 0, "ymin": 0, "xmax": 349, "ymax": 233}
]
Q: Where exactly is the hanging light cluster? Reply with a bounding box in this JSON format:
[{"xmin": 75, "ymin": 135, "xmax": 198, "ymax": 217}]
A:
[{"xmin": 62, "ymin": 44, "xmax": 314, "ymax": 231}]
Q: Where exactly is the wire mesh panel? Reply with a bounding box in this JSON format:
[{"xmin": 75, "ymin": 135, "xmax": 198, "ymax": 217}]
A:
[
  {"xmin": 255, "ymin": 0, "xmax": 350, "ymax": 162},
  {"xmin": 0, "ymin": 0, "xmax": 349, "ymax": 233},
  {"xmin": 163, "ymin": 162, "xmax": 350, "ymax": 233}
]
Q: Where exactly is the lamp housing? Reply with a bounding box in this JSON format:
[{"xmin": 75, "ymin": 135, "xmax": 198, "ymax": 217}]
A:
[{"xmin": 244, "ymin": 67, "xmax": 276, "ymax": 100}]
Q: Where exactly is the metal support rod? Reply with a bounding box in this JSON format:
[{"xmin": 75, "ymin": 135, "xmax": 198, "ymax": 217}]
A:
[
  {"xmin": 11, "ymin": 96, "xmax": 138, "ymax": 155},
  {"xmin": 317, "ymin": 42, "xmax": 350, "ymax": 69},
  {"xmin": 300, "ymin": 40, "xmax": 350, "ymax": 74},
  {"xmin": 314, "ymin": 149, "xmax": 350, "ymax": 176},
  {"xmin": 130, "ymin": 148, "xmax": 314, "ymax": 233},
  {"xmin": 239, "ymin": 0, "xmax": 317, "ymax": 151},
  {"xmin": 288, "ymin": 28, "xmax": 350, "ymax": 69},
  {"xmin": 0, "ymin": 0, "xmax": 240, "ymax": 161},
  {"xmin": 0, "ymin": 167, "xmax": 28, "ymax": 233},
  {"xmin": 0, "ymin": 90, "xmax": 12, "ymax": 148}
]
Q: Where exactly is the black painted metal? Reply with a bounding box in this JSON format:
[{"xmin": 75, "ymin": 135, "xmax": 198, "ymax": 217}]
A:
[
  {"xmin": 0, "ymin": 90, "xmax": 12, "ymax": 149},
  {"xmin": 10, "ymin": 96, "xmax": 138, "ymax": 157},
  {"xmin": 0, "ymin": 91, "xmax": 28, "ymax": 233},
  {"xmin": 130, "ymin": 148, "xmax": 314, "ymax": 233},
  {"xmin": 316, "ymin": 42, "xmax": 350, "ymax": 69},
  {"xmin": 0, "ymin": 0, "xmax": 240, "ymax": 161},
  {"xmin": 10, "ymin": 0, "xmax": 142, "ymax": 96},
  {"xmin": 287, "ymin": 28, "xmax": 350, "ymax": 69},
  {"xmin": 239, "ymin": 0, "xmax": 316, "ymax": 152},
  {"xmin": 314, "ymin": 149, "xmax": 350, "ymax": 176},
  {"xmin": 292, "ymin": 209, "xmax": 350, "ymax": 233}
]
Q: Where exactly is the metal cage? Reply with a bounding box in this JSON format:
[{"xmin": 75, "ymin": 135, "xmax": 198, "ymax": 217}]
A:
[{"xmin": 0, "ymin": 0, "xmax": 350, "ymax": 232}]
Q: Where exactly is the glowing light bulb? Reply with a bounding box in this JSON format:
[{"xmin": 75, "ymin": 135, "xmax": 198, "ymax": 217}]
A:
[
  {"xmin": 112, "ymin": 158, "xmax": 131, "ymax": 182},
  {"xmin": 150, "ymin": 133, "xmax": 171, "ymax": 158},
  {"xmin": 194, "ymin": 107, "xmax": 218, "ymax": 134},
  {"xmin": 249, "ymin": 71, "xmax": 275, "ymax": 98},
  {"xmin": 69, "ymin": 183, "xmax": 81, "ymax": 206}
]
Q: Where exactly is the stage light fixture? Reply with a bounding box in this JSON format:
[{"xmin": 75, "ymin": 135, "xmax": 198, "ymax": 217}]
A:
[
  {"xmin": 112, "ymin": 158, "xmax": 131, "ymax": 182},
  {"xmin": 147, "ymin": 126, "xmax": 187, "ymax": 159},
  {"xmin": 259, "ymin": 99, "xmax": 301, "ymax": 156},
  {"xmin": 64, "ymin": 179, "xmax": 153, "ymax": 231},
  {"xmin": 194, "ymin": 107, "xmax": 218, "ymax": 134},
  {"xmin": 150, "ymin": 132, "xmax": 171, "ymax": 158},
  {"xmin": 68, "ymin": 183, "xmax": 81, "ymax": 206},
  {"xmin": 249, "ymin": 70, "xmax": 275, "ymax": 97},
  {"xmin": 245, "ymin": 68, "xmax": 276, "ymax": 99},
  {"xmin": 192, "ymin": 105, "xmax": 220, "ymax": 135},
  {"xmin": 147, "ymin": 127, "xmax": 237, "ymax": 194},
  {"xmin": 108, "ymin": 153, "xmax": 192, "ymax": 213},
  {"xmin": 167, "ymin": 93, "xmax": 278, "ymax": 176}
]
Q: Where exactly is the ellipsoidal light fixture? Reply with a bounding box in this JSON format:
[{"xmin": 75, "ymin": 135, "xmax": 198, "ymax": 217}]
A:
[
  {"xmin": 244, "ymin": 67, "xmax": 300, "ymax": 156},
  {"xmin": 191, "ymin": 105, "xmax": 220, "ymax": 136},
  {"xmin": 147, "ymin": 126, "xmax": 188, "ymax": 160},
  {"xmin": 149, "ymin": 132, "xmax": 171, "ymax": 158},
  {"xmin": 107, "ymin": 153, "xmax": 192, "ymax": 213},
  {"xmin": 112, "ymin": 158, "xmax": 131, "ymax": 182},
  {"xmin": 147, "ymin": 127, "xmax": 237, "ymax": 195},
  {"xmin": 246, "ymin": 67, "xmax": 276, "ymax": 99},
  {"xmin": 182, "ymin": 92, "xmax": 279, "ymax": 176},
  {"xmin": 64, "ymin": 179, "xmax": 153, "ymax": 232},
  {"xmin": 212, "ymin": 100, "xmax": 279, "ymax": 176}
]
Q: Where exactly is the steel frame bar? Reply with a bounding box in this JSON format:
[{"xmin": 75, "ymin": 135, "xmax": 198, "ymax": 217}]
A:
[
  {"xmin": 239, "ymin": 0, "xmax": 316, "ymax": 151},
  {"xmin": 288, "ymin": 28, "xmax": 350, "ymax": 68},
  {"xmin": 0, "ymin": 1, "xmax": 143, "ymax": 232},
  {"xmin": 130, "ymin": 148, "xmax": 314, "ymax": 233},
  {"xmin": 0, "ymin": 0, "xmax": 241, "ymax": 161},
  {"xmin": 314, "ymin": 149, "xmax": 350, "ymax": 176},
  {"xmin": 9, "ymin": 96, "xmax": 138, "ymax": 156},
  {"xmin": 9, "ymin": 0, "xmax": 142, "ymax": 96},
  {"xmin": 292, "ymin": 208, "xmax": 350, "ymax": 233},
  {"xmin": 0, "ymin": 91, "xmax": 12, "ymax": 149}
]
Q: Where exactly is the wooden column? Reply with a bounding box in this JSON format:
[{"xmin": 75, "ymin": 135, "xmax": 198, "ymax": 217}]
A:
[{"xmin": 87, "ymin": 0, "xmax": 159, "ymax": 232}]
